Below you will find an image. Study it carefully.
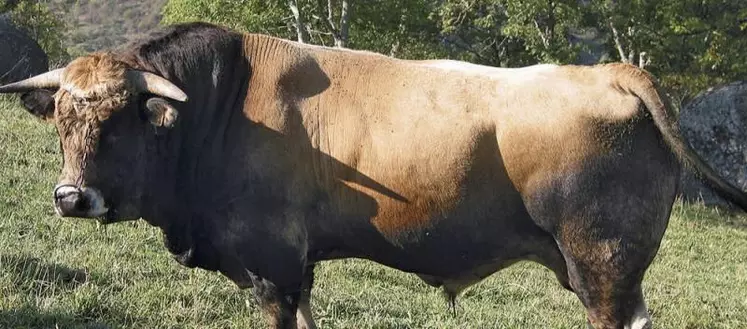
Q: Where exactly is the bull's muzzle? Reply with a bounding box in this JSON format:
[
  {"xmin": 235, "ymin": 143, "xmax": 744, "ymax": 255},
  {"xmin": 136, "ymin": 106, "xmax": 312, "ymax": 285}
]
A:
[{"xmin": 53, "ymin": 184, "xmax": 109, "ymax": 218}]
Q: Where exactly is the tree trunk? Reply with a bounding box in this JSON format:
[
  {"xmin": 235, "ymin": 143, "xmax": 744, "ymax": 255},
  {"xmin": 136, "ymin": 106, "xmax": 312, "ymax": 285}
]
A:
[
  {"xmin": 638, "ymin": 51, "xmax": 649, "ymax": 68},
  {"xmin": 338, "ymin": 0, "xmax": 350, "ymax": 48},
  {"xmin": 389, "ymin": 40, "xmax": 400, "ymax": 57},
  {"xmin": 609, "ymin": 21, "xmax": 631, "ymax": 64},
  {"xmin": 317, "ymin": 0, "xmax": 351, "ymax": 48},
  {"xmin": 609, "ymin": 21, "xmax": 651, "ymax": 68},
  {"xmin": 287, "ymin": 0, "xmax": 309, "ymax": 43},
  {"xmin": 534, "ymin": 19, "xmax": 550, "ymax": 48}
]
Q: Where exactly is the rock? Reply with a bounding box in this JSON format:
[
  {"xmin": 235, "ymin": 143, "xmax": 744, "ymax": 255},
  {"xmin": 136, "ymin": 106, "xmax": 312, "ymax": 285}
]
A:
[
  {"xmin": 679, "ymin": 81, "xmax": 747, "ymax": 209},
  {"xmin": 0, "ymin": 15, "xmax": 49, "ymax": 85}
]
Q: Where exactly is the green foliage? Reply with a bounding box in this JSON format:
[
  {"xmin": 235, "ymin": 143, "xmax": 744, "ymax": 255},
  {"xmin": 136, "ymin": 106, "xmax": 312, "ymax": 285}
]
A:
[
  {"xmin": 346, "ymin": 1, "xmax": 445, "ymax": 59},
  {"xmin": 160, "ymin": 0, "xmax": 747, "ymax": 84},
  {"xmin": 434, "ymin": 0, "xmax": 527, "ymax": 66},
  {"xmin": 162, "ymin": 0, "xmax": 447, "ymax": 60},
  {"xmin": 162, "ymin": 0, "xmax": 288, "ymax": 36},
  {"xmin": 499, "ymin": 0, "xmax": 584, "ymax": 64},
  {"xmin": 159, "ymin": 0, "xmax": 747, "ymax": 98},
  {"xmin": 432, "ymin": 0, "xmax": 585, "ymax": 67},
  {"xmin": 6, "ymin": 0, "xmax": 68, "ymax": 65},
  {"xmin": 590, "ymin": 0, "xmax": 747, "ymax": 101},
  {"xmin": 656, "ymin": 0, "xmax": 747, "ymax": 100},
  {"xmin": 3, "ymin": 0, "xmax": 745, "ymax": 98}
]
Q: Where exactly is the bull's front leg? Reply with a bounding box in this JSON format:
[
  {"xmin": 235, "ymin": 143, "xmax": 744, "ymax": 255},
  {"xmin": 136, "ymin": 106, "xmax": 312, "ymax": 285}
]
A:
[
  {"xmin": 249, "ymin": 271, "xmax": 302, "ymax": 329},
  {"xmin": 296, "ymin": 265, "xmax": 317, "ymax": 329},
  {"xmin": 236, "ymin": 209, "xmax": 313, "ymax": 328}
]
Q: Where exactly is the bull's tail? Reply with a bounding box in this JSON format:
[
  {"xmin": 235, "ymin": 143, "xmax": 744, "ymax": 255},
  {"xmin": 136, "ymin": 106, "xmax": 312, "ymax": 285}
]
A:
[{"xmin": 620, "ymin": 64, "xmax": 747, "ymax": 211}]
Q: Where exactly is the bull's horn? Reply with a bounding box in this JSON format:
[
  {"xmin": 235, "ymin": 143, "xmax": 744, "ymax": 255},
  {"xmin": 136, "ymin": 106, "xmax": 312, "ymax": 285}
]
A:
[
  {"xmin": 0, "ymin": 68, "xmax": 64, "ymax": 93},
  {"xmin": 127, "ymin": 70, "xmax": 188, "ymax": 102}
]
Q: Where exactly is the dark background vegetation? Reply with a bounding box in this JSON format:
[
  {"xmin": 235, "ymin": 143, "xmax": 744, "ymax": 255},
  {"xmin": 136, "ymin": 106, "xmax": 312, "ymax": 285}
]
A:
[{"xmin": 2, "ymin": 0, "xmax": 746, "ymax": 104}]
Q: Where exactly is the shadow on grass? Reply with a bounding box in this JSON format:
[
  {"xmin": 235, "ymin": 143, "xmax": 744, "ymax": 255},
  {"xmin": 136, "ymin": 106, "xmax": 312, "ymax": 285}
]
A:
[
  {"xmin": 0, "ymin": 306, "xmax": 118, "ymax": 329},
  {"xmin": 0, "ymin": 254, "xmax": 89, "ymax": 292},
  {"xmin": 0, "ymin": 255, "xmax": 140, "ymax": 329}
]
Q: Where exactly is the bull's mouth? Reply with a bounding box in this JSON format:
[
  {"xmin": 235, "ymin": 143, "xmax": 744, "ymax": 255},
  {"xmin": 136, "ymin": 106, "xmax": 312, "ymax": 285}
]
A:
[
  {"xmin": 98, "ymin": 205, "xmax": 142, "ymax": 224},
  {"xmin": 88, "ymin": 203, "xmax": 110, "ymax": 218},
  {"xmin": 97, "ymin": 207, "xmax": 117, "ymax": 224},
  {"xmin": 54, "ymin": 204, "xmax": 115, "ymax": 223}
]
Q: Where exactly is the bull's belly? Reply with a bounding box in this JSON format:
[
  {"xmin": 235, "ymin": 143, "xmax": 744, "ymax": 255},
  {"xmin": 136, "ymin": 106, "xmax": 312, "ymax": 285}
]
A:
[
  {"xmin": 315, "ymin": 198, "xmax": 555, "ymax": 280},
  {"xmin": 311, "ymin": 116, "xmax": 563, "ymax": 280}
]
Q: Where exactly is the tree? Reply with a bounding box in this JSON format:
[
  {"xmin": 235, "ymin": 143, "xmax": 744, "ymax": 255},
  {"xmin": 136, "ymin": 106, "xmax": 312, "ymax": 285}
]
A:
[
  {"xmin": 432, "ymin": 0, "xmax": 597, "ymax": 67},
  {"xmin": 655, "ymin": 0, "xmax": 747, "ymax": 102},
  {"xmin": 287, "ymin": 0, "xmax": 309, "ymax": 43},
  {"xmin": 161, "ymin": 0, "xmax": 747, "ymax": 102},
  {"xmin": 435, "ymin": 0, "xmax": 523, "ymax": 66},
  {"xmin": 589, "ymin": 0, "xmax": 747, "ymax": 103},
  {"xmin": 162, "ymin": 0, "xmax": 446, "ymax": 59},
  {"xmin": 315, "ymin": 0, "xmax": 350, "ymax": 47},
  {"xmin": 2, "ymin": 0, "xmax": 68, "ymax": 65},
  {"xmin": 347, "ymin": 0, "xmax": 444, "ymax": 58},
  {"xmin": 162, "ymin": 0, "xmax": 290, "ymax": 36},
  {"xmin": 438, "ymin": 0, "xmax": 747, "ymax": 102},
  {"xmin": 499, "ymin": 0, "xmax": 586, "ymax": 64},
  {"xmin": 0, "ymin": 0, "xmax": 22, "ymax": 12},
  {"xmin": 592, "ymin": 0, "xmax": 658, "ymax": 69}
]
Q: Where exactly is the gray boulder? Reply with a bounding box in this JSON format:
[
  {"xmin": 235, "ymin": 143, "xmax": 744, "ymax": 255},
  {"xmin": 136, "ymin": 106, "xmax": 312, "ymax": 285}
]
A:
[
  {"xmin": 679, "ymin": 81, "xmax": 747, "ymax": 209},
  {"xmin": 0, "ymin": 15, "xmax": 49, "ymax": 84}
]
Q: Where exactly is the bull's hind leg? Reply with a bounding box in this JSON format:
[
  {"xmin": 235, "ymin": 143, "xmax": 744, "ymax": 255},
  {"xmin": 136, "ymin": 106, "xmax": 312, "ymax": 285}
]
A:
[
  {"xmin": 532, "ymin": 118, "xmax": 678, "ymax": 328},
  {"xmin": 552, "ymin": 196, "xmax": 671, "ymax": 329},
  {"xmin": 557, "ymin": 230, "xmax": 653, "ymax": 329}
]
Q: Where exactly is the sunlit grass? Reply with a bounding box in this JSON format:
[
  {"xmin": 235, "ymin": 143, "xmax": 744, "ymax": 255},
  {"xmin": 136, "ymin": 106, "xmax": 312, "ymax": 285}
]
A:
[{"xmin": 1, "ymin": 96, "xmax": 746, "ymax": 328}]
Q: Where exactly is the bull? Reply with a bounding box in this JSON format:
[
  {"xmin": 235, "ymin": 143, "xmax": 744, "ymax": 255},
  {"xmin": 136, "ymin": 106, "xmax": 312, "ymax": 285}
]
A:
[{"xmin": 1, "ymin": 22, "xmax": 745, "ymax": 329}]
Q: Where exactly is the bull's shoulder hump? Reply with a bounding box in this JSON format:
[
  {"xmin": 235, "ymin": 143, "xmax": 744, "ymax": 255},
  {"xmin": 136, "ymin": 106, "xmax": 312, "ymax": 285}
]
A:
[{"xmin": 294, "ymin": 41, "xmax": 392, "ymax": 58}]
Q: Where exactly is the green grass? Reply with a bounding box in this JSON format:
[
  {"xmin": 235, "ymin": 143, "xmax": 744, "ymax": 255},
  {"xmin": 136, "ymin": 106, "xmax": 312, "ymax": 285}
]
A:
[{"xmin": 1, "ymin": 95, "xmax": 746, "ymax": 329}]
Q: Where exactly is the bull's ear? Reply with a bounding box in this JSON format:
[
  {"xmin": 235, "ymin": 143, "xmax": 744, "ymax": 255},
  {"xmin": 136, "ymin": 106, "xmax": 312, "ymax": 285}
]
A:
[
  {"xmin": 20, "ymin": 89, "xmax": 55, "ymax": 121},
  {"xmin": 145, "ymin": 97, "xmax": 179, "ymax": 128}
]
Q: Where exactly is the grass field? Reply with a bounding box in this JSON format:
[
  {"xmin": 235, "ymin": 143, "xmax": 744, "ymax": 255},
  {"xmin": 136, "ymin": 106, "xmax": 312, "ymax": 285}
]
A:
[{"xmin": 0, "ymin": 95, "xmax": 746, "ymax": 329}]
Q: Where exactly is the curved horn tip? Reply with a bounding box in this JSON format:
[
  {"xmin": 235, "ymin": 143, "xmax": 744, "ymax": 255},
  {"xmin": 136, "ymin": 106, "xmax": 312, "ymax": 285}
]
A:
[
  {"xmin": 171, "ymin": 90, "xmax": 188, "ymax": 102},
  {"xmin": 0, "ymin": 68, "xmax": 64, "ymax": 94},
  {"xmin": 127, "ymin": 70, "xmax": 188, "ymax": 102}
]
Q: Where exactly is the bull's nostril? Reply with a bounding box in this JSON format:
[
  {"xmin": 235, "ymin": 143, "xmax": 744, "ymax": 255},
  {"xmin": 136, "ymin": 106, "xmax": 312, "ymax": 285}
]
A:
[
  {"xmin": 54, "ymin": 184, "xmax": 82, "ymax": 201},
  {"xmin": 53, "ymin": 184, "xmax": 90, "ymax": 216}
]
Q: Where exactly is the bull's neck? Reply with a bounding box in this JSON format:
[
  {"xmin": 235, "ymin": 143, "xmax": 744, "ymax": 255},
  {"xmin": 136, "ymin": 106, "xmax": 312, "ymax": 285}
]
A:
[{"xmin": 139, "ymin": 34, "xmax": 301, "ymax": 226}]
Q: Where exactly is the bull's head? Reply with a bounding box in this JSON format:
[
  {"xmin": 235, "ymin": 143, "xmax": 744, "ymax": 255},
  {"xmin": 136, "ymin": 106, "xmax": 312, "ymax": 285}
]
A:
[{"xmin": 0, "ymin": 53, "xmax": 187, "ymax": 222}]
